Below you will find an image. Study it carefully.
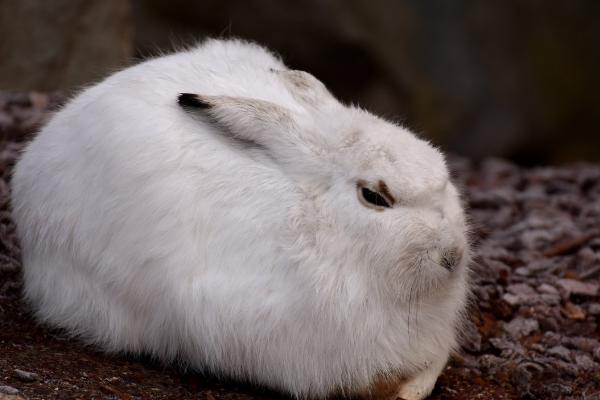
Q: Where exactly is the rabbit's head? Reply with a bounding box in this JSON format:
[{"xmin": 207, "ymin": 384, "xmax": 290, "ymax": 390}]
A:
[{"xmin": 178, "ymin": 68, "xmax": 468, "ymax": 302}]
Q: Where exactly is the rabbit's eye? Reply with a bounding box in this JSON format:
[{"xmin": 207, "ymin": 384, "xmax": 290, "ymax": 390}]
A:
[{"xmin": 357, "ymin": 185, "xmax": 392, "ymax": 210}]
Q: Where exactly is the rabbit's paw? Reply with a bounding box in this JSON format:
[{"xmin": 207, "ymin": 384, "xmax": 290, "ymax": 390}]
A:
[{"xmin": 395, "ymin": 357, "xmax": 447, "ymax": 400}]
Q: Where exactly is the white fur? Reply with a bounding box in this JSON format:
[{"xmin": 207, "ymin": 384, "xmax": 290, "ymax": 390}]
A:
[{"xmin": 11, "ymin": 39, "xmax": 469, "ymax": 399}]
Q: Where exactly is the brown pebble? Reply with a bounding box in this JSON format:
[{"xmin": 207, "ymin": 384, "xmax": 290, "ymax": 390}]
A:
[{"xmin": 561, "ymin": 302, "xmax": 586, "ymax": 320}]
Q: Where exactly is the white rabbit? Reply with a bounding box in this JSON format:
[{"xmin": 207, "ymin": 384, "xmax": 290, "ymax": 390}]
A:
[{"xmin": 11, "ymin": 39, "xmax": 470, "ymax": 400}]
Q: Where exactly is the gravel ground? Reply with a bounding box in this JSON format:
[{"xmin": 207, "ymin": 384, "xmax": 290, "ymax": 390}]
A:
[{"xmin": 0, "ymin": 92, "xmax": 599, "ymax": 399}]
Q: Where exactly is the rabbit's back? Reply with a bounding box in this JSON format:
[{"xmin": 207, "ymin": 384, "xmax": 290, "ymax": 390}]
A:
[{"xmin": 11, "ymin": 39, "xmax": 303, "ymax": 357}]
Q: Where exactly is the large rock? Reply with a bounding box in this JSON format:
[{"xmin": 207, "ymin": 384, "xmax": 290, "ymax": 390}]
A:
[{"xmin": 0, "ymin": 1, "xmax": 133, "ymax": 92}]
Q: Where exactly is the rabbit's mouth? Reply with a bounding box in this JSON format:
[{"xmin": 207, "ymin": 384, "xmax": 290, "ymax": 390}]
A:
[
  {"xmin": 407, "ymin": 244, "xmax": 467, "ymax": 273},
  {"xmin": 390, "ymin": 247, "xmax": 468, "ymax": 294},
  {"xmin": 399, "ymin": 245, "xmax": 470, "ymax": 295},
  {"xmin": 437, "ymin": 247, "xmax": 465, "ymax": 272}
]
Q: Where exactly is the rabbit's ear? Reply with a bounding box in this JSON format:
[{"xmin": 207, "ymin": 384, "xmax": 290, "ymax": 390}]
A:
[
  {"xmin": 271, "ymin": 69, "xmax": 337, "ymax": 107},
  {"xmin": 178, "ymin": 93, "xmax": 299, "ymax": 152}
]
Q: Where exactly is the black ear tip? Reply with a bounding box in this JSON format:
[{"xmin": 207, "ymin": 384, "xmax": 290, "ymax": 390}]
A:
[{"xmin": 178, "ymin": 93, "xmax": 210, "ymax": 109}]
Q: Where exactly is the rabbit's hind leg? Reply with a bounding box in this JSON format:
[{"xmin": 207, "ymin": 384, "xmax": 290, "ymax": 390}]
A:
[{"xmin": 395, "ymin": 354, "xmax": 448, "ymax": 400}]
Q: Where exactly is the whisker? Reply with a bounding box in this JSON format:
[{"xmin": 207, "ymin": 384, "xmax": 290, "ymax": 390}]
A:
[{"xmin": 408, "ymin": 279, "xmax": 413, "ymax": 343}]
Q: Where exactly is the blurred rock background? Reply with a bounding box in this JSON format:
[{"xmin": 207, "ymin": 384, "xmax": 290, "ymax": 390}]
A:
[{"xmin": 1, "ymin": 0, "xmax": 598, "ymax": 165}]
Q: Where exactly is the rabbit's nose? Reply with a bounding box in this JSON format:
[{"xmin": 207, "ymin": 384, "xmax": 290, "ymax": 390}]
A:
[{"xmin": 439, "ymin": 247, "xmax": 463, "ymax": 271}]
